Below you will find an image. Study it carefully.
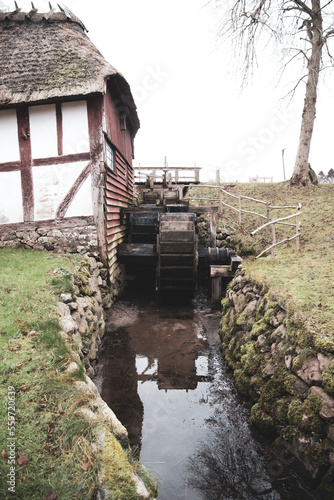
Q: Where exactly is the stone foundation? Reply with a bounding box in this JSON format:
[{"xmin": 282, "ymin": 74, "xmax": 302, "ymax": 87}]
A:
[
  {"xmin": 0, "ymin": 223, "xmax": 98, "ymax": 256},
  {"xmin": 220, "ymin": 269, "xmax": 334, "ymax": 499}
]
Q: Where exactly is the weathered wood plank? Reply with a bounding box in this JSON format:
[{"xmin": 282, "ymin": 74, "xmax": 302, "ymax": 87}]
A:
[
  {"xmin": 160, "ymin": 242, "xmax": 195, "ymax": 254},
  {"xmin": 160, "ymin": 230, "xmax": 194, "ymax": 242},
  {"xmin": 33, "ymin": 152, "xmax": 90, "ymax": 167},
  {"xmin": 210, "ymin": 265, "xmax": 235, "ymax": 278},
  {"xmin": 17, "ymin": 106, "xmax": 34, "ymax": 222},
  {"xmin": 56, "ymin": 102, "xmax": 63, "ymax": 156},
  {"xmin": 56, "ymin": 162, "xmax": 91, "ymax": 218},
  {"xmin": 106, "ymin": 232, "xmax": 126, "ymax": 246},
  {"xmin": 0, "ymin": 161, "xmax": 21, "ymax": 172},
  {"xmin": 117, "ymin": 243, "xmax": 156, "ymax": 257},
  {"xmin": 160, "ymin": 221, "xmax": 194, "ymax": 231}
]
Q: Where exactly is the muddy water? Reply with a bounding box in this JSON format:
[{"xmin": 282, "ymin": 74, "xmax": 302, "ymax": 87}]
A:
[{"xmin": 93, "ymin": 289, "xmax": 318, "ymax": 500}]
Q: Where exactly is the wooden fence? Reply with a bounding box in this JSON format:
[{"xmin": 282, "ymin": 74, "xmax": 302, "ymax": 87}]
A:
[
  {"xmin": 249, "ymin": 175, "xmax": 273, "ymax": 183},
  {"xmin": 187, "ymin": 185, "xmax": 302, "ymax": 260}
]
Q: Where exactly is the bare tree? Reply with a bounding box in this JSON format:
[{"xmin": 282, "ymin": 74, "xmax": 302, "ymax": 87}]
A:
[{"xmin": 215, "ymin": 0, "xmax": 334, "ymax": 186}]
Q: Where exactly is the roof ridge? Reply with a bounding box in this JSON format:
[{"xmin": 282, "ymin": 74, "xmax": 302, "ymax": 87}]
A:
[{"xmin": 0, "ymin": 2, "xmax": 87, "ymax": 32}]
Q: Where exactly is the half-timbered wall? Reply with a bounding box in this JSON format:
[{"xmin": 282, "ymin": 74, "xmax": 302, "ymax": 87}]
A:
[
  {"xmin": 0, "ymin": 109, "xmax": 23, "ymax": 224},
  {"xmin": 0, "ymin": 92, "xmax": 137, "ymax": 286},
  {"xmin": 0, "ymin": 100, "xmax": 93, "ymax": 224},
  {"xmin": 0, "ymin": 171, "xmax": 23, "ymax": 224},
  {"xmin": 0, "ymin": 109, "xmax": 20, "ymax": 162}
]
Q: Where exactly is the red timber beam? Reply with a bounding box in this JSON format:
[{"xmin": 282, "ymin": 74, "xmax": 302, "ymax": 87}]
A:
[
  {"xmin": 17, "ymin": 106, "xmax": 34, "ymax": 222},
  {"xmin": 87, "ymin": 95, "xmax": 107, "ymax": 266},
  {"xmin": 56, "ymin": 162, "xmax": 91, "ymax": 218},
  {"xmin": 56, "ymin": 102, "xmax": 63, "ymax": 156}
]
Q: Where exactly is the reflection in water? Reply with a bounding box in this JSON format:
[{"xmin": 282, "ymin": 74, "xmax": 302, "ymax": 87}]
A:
[
  {"xmin": 188, "ymin": 417, "xmax": 280, "ymax": 500},
  {"xmin": 93, "ymin": 292, "xmax": 318, "ymax": 500},
  {"xmin": 94, "ymin": 300, "xmax": 212, "ymax": 452}
]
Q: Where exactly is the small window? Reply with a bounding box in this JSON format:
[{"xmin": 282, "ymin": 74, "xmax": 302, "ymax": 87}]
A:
[
  {"xmin": 105, "ymin": 137, "xmax": 115, "ymax": 172},
  {"xmin": 119, "ymin": 115, "xmax": 127, "ymax": 131}
]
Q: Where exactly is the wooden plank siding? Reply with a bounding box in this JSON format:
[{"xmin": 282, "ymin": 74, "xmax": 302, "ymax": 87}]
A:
[
  {"xmin": 103, "ymin": 90, "xmax": 134, "ymax": 166},
  {"xmin": 104, "ymin": 148, "xmax": 134, "ymax": 283}
]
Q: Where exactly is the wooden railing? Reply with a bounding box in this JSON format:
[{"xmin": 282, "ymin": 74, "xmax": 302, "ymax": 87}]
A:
[
  {"xmin": 133, "ymin": 164, "xmax": 201, "ymax": 184},
  {"xmin": 187, "ymin": 185, "xmax": 302, "ymax": 260},
  {"xmin": 250, "ymin": 210, "xmax": 301, "ymax": 259},
  {"xmin": 249, "ymin": 175, "xmax": 273, "ymax": 183}
]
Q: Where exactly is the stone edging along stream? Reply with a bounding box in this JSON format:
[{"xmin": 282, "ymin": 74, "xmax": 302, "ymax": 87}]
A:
[
  {"xmin": 56, "ymin": 255, "xmax": 156, "ymax": 499},
  {"xmin": 220, "ymin": 267, "xmax": 334, "ymax": 498}
]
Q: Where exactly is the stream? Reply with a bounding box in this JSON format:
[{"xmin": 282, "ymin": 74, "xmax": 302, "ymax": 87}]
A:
[{"xmin": 93, "ymin": 285, "xmax": 319, "ymax": 500}]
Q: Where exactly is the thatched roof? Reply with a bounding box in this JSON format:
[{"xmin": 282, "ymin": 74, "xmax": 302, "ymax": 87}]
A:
[{"xmin": 0, "ymin": 4, "xmax": 139, "ymax": 132}]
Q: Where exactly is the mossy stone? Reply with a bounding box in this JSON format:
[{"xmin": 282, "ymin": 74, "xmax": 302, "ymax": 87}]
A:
[
  {"xmin": 251, "ymin": 403, "xmax": 276, "ymax": 436},
  {"xmin": 314, "ymin": 337, "xmax": 334, "ymax": 355},
  {"xmin": 272, "ymin": 398, "xmax": 290, "ymax": 426},
  {"xmin": 322, "ymin": 361, "xmax": 334, "ymax": 397},
  {"xmin": 100, "ymin": 431, "xmax": 138, "ymax": 499},
  {"xmin": 312, "ymin": 439, "xmax": 334, "ymax": 467},
  {"xmin": 234, "ymin": 369, "xmax": 251, "ymax": 397},
  {"xmin": 250, "ymin": 318, "xmax": 268, "ymax": 340},
  {"xmin": 240, "ymin": 342, "xmax": 262, "ymax": 376},
  {"xmin": 279, "ymin": 425, "xmax": 302, "ymax": 442},
  {"xmin": 287, "ymin": 395, "xmax": 323, "ymax": 434},
  {"xmin": 236, "ymin": 312, "xmax": 247, "ymax": 328}
]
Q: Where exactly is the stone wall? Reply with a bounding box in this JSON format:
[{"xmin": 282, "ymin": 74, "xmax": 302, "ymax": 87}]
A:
[
  {"xmin": 55, "ymin": 255, "xmax": 156, "ymax": 499},
  {"xmin": 196, "ymin": 214, "xmax": 232, "ymax": 248},
  {"xmin": 56, "ymin": 255, "xmax": 115, "ymax": 376},
  {"xmin": 220, "ymin": 269, "xmax": 334, "ymax": 499},
  {"xmin": 0, "ymin": 223, "xmax": 98, "ymax": 256}
]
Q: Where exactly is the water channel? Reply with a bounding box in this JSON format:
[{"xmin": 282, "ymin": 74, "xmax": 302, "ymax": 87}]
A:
[{"xmin": 93, "ymin": 284, "xmax": 319, "ymax": 500}]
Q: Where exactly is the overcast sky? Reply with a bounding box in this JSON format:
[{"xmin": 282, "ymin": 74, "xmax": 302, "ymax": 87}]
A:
[{"xmin": 4, "ymin": 0, "xmax": 334, "ymax": 182}]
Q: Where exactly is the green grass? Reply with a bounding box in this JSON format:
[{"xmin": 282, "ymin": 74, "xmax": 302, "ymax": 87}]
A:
[
  {"xmin": 0, "ymin": 248, "xmax": 157, "ymax": 499},
  {"xmin": 188, "ymin": 182, "xmax": 334, "ymax": 352},
  {"xmin": 0, "ymin": 249, "xmax": 99, "ymax": 499}
]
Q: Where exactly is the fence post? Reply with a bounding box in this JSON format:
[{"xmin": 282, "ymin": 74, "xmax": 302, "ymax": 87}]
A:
[
  {"xmin": 195, "ymin": 167, "xmax": 199, "ymax": 183},
  {"xmin": 216, "ymin": 170, "xmax": 220, "ymax": 186},
  {"xmin": 219, "ymin": 189, "xmax": 223, "ymax": 215},
  {"xmin": 238, "ymin": 196, "xmax": 242, "ymax": 225},
  {"xmin": 296, "ymin": 205, "xmax": 301, "ymax": 252},
  {"xmin": 266, "ymin": 201, "xmax": 270, "ymax": 234},
  {"xmin": 271, "ymin": 223, "xmax": 276, "ymax": 261}
]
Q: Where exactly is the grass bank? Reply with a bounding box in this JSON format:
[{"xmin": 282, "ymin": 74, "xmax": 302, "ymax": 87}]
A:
[
  {"xmin": 189, "ymin": 182, "xmax": 334, "ymax": 352},
  {"xmin": 0, "ymin": 248, "xmax": 155, "ymax": 499}
]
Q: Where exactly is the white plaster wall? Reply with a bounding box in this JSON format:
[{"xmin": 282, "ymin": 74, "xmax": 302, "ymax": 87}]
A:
[
  {"xmin": 66, "ymin": 175, "xmax": 93, "ymax": 218},
  {"xmin": 0, "ymin": 171, "xmax": 23, "ymax": 224},
  {"xmin": 32, "ymin": 161, "xmax": 92, "ymax": 221},
  {"xmin": 29, "ymin": 104, "xmax": 58, "ymax": 159},
  {"xmin": 0, "ymin": 109, "xmax": 20, "ymax": 163},
  {"xmin": 62, "ymin": 101, "xmax": 90, "ymax": 155}
]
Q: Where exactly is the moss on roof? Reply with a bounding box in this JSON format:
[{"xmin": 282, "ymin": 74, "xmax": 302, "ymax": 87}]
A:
[{"xmin": 0, "ymin": 7, "xmax": 139, "ymax": 135}]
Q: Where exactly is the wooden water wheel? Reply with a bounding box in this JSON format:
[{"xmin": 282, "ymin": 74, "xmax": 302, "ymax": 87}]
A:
[{"xmin": 156, "ymin": 213, "xmax": 198, "ymax": 297}]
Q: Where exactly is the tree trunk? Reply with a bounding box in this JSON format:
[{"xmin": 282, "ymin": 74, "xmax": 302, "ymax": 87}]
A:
[{"xmin": 290, "ymin": 1, "xmax": 323, "ymax": 186}]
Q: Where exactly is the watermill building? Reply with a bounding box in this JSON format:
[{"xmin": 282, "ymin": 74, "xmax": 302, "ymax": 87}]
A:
[{"xmin": 0, "ymin": 4, "xmax": 139, "ymax": 284}]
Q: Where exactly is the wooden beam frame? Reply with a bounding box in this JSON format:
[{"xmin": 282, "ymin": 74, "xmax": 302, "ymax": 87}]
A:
[
  {"xmin": 87, "ymin": 95, "xmax": 107, "ymax": 266},
  {"xmin": 56, "ymin": 102, "xmax": 63, "ymax": 156},
  {"xmin": 16, "ymin": 106, "xmax": 34, "ymax": 222},
  {"xmin": 56, "ymin": 162, "xmax": 91, "ymax": 218}
]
